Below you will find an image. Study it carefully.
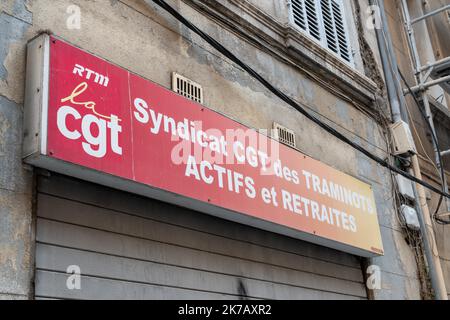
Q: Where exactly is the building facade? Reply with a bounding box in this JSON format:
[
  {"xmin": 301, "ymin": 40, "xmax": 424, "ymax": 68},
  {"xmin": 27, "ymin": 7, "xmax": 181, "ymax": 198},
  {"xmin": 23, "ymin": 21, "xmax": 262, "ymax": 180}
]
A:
[
  {"xmin": 383, "ymin": 0, "xmax": 450, "ymax": 300},
  {"xmin": 0, "ymin": 0, "xmax": 448, "ymax": 300}
]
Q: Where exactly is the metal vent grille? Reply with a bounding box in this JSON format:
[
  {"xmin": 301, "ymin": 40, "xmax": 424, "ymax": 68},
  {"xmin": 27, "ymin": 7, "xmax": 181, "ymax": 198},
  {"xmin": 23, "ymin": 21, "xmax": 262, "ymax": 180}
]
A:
[
  {"xmin": 172, "ymin": 72, "xmax": 203, "ymax": 104},
  {"xmin": 273, "ymin": 122, "xmax": 297, "ymax": 148},
  {"xmin": 289, "ymin": 0, "xmax": 352, "ymax": 64}
]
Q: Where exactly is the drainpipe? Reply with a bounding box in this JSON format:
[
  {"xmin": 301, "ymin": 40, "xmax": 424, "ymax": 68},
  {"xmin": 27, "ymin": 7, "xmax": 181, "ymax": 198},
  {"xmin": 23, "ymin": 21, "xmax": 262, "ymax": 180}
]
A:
[
  {"xmin": 371, "ymin": 0, "xmax": 448, "ymax": 300},
  {"xmin": 370, "ymin": 0, "xmax": 403, "ymax": 123}
]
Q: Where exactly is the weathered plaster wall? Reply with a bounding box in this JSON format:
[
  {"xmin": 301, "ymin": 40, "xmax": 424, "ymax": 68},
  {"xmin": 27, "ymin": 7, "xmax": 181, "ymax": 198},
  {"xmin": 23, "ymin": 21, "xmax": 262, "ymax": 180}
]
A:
[
  {"xmin": 0, "ymin": 0, "xmax": 423, "ymax": 299},
  {"xmin": 0, "ymin": 0, "xmax": 34, "ymax": 300}
]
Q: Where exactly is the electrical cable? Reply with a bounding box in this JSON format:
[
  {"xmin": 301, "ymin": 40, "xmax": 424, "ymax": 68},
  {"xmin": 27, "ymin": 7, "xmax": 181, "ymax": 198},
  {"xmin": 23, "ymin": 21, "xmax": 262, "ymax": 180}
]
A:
[
  {"xmin": 398, "ymin": 69, "xmax": 450, "ymax": 224},
  {"xmin": 148, "ymin": 0, "xmax": 450, "ymax": 200}
]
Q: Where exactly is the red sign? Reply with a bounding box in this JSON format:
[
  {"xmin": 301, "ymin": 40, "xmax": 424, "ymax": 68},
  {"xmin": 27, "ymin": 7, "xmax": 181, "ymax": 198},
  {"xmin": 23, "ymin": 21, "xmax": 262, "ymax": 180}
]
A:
[{"xmin": 24, "ymin": 35, "xmax": 383, "ymax": 257}]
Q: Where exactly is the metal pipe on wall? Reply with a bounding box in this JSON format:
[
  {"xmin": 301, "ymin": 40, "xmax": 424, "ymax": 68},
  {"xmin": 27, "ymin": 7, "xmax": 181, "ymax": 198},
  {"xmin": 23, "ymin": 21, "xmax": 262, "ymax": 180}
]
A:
[
  {"xmin": 370, "ymin": 0, "xmax": 402, "ymax": 122},
  {"xmin": 411, "ymin": 154, "xmax": 448, "ymax": 300},
  {"xmin": 375, "ymin": 0, "xmax": 409, "ymax": 122}
]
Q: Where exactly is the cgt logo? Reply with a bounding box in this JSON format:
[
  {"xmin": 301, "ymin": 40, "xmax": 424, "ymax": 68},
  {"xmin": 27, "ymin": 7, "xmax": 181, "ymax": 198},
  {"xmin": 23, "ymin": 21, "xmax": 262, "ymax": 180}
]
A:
[{"xmin": 56, "ymin": 82, "xmax": 122, "ymax": 158}]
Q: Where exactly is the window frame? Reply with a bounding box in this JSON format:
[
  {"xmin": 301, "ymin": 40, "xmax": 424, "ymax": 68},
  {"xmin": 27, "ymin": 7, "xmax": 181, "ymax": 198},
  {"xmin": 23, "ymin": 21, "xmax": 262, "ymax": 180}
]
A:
[{"xmin": 287, "ymin": 0, "xmax": 354, "ymax": 67}]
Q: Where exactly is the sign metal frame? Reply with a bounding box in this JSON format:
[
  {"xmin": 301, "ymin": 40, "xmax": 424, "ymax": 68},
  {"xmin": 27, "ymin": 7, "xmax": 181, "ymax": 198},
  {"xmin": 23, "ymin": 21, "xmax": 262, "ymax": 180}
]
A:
[{"xmin": 23, "ymin": 34, "xmax": 383, "ymax": 257}]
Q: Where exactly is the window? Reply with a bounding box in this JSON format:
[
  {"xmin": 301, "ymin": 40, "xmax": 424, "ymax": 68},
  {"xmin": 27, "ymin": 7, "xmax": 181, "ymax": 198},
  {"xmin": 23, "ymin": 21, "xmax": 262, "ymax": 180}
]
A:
[
  {"xmin": 289, "ymin": 0, "xmax": 353, "ymax": 64},
  {"xmin": 273, "ymin": 122, "xmax": 297, "ymax": 148},
  {"xmin": 172, "ymin": 72, "xmax": 204, "ymax": 104}
]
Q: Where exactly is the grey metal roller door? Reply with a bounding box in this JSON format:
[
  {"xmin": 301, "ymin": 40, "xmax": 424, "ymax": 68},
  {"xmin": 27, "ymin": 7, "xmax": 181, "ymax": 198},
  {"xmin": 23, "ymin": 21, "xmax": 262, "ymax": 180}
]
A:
[{"xmin": 34, "ymin": 173, "xmax": 367, "ymax": 300}]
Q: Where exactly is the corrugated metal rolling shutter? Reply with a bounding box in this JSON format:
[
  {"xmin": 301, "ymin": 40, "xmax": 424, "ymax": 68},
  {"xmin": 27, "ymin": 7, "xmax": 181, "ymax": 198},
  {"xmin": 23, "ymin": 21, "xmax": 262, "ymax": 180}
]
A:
[{"xmin": 34, "ymin": 173, "xmax": 367, "ymax": 300}]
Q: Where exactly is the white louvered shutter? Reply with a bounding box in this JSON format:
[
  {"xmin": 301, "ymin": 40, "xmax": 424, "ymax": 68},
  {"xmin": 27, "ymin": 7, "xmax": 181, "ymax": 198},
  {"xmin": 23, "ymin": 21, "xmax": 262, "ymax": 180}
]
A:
[
  {"xmin": 289, "ymin": 0, "xmax": 353, "ymax": 64},
  {"xmin": 291, "ymin": 0, "xmax": 321, "ymax": 41}
]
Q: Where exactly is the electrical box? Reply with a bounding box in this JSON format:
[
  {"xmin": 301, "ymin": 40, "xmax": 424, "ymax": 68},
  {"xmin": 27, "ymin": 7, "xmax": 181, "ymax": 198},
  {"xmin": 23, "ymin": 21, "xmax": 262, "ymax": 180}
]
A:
[
  {"xmin": 400, "ymin": 205, "xmax": 420, "ymax": 231},
  {"xmin": 389, "ymin": 121, "xmax": 417, "ymax": 155},
  {"xmin": 395, "ymin": 174, "xmax": 415, "ymax": 201}
]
